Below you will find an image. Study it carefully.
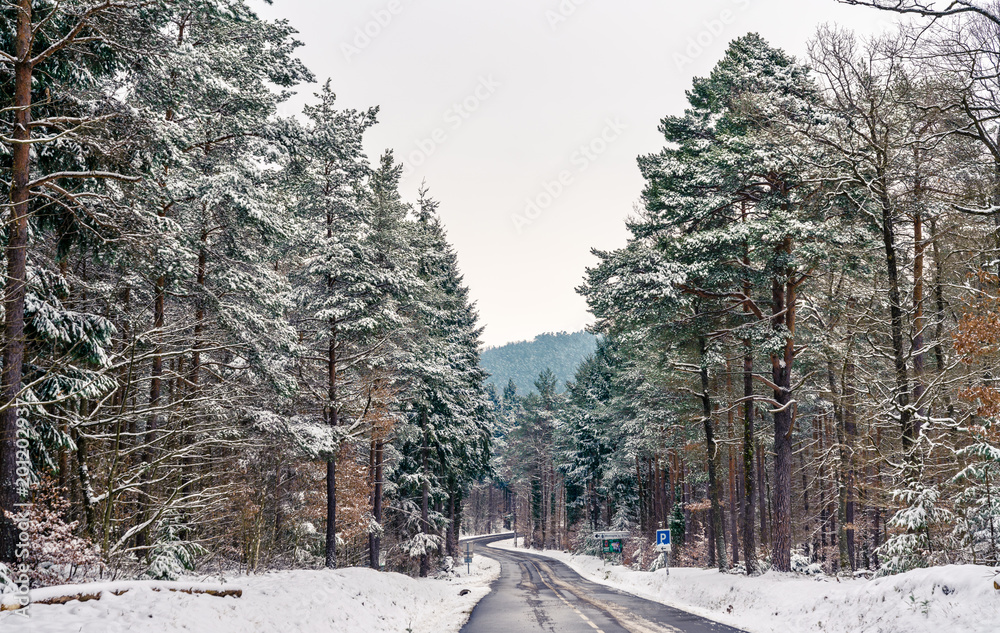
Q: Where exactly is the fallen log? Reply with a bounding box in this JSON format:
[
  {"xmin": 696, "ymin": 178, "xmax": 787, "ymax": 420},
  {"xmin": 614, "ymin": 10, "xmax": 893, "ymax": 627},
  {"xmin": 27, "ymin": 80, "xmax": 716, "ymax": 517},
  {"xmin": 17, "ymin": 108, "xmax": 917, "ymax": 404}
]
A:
[{"xmin": 1, "ymin": 581, "xmax": 242, "ymax": 611}]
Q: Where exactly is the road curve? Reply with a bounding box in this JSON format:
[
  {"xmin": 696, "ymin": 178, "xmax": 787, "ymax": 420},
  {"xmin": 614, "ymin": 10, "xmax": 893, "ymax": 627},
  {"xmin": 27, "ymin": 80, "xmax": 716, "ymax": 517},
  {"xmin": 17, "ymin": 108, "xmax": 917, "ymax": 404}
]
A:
[{"xmin": 460, "ymin": 534, "xmax": 747, "ymax": 633}]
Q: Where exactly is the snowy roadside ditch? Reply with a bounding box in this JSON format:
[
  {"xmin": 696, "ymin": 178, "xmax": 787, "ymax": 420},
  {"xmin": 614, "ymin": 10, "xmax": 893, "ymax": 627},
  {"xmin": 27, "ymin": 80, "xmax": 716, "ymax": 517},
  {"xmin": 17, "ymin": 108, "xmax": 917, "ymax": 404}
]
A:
[
  {"xmin": 0, "ymin": 554, "xmax": 500, "ymax": 633},
  {"xmin": 490, "ymin": 538, "xmax": 1000, "ymax": 633}
]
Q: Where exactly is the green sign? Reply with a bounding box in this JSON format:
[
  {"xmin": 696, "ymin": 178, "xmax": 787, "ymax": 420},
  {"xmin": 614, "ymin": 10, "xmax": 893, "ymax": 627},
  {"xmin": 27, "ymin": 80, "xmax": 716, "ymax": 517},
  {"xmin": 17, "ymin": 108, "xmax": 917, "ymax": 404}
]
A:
[{"xmin": 601, "ymin": 538, "xmax": 622, "ymax": 554}]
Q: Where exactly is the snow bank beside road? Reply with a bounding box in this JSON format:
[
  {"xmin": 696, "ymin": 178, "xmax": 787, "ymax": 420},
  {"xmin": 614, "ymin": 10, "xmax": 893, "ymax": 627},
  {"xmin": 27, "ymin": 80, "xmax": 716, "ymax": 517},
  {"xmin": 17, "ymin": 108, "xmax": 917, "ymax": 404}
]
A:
[
  {"xmin": 0, "ymin": 555, "xmax": 499, "ymax": 633},
  {"xmin": 490, "ymin": 539, "xmax": 1000, "ymax": 633}
]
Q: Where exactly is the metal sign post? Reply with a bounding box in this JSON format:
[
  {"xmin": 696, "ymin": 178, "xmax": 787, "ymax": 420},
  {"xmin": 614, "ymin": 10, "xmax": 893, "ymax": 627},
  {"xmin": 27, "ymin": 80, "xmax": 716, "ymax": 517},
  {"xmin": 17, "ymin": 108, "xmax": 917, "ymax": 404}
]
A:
[
  {"xmin": 464, "ymin": 542, "xmax": 474, "ymax": 574},
  {"xmin": 655, "ymin": 529, "xmax": 671, "ymax": 576}
]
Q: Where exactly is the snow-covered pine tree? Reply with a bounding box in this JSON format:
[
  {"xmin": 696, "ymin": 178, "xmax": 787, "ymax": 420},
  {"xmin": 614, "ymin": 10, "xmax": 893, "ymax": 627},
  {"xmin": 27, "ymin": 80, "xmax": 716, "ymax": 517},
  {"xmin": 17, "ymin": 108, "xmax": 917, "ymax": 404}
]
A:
[
  {"xmin": 1, "ymin": 0, "xmax": 312, "ymax": 575},
  {"xmin": 0, "ymin": 0, "xmax": 155, "ymax": 564},
  {"xmin": 286, "ymin": 93, "xmax": 420, "ymax": 569},
  {"xmin": 631, "ymin": 34, "xmax": 833, "ymax": 571},
  {"xmin": 64, "ymin": 1, "xmax": 312, "ymax": 569},
  {"xmin": 123, "ymin": 0, "xmax": 309, "ymax": 560},
  {"xmin": 393, "ymin": 186, "xmax": 492, "ymax": 576},
  {"xmin": 560, "ymin": 338, "xmax": 619, "ymax": 533}
]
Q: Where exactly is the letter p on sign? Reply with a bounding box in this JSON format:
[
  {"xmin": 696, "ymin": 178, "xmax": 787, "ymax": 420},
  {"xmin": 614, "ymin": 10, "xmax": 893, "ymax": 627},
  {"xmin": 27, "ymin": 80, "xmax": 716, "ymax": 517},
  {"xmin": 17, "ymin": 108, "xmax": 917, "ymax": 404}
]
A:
[{"xmin": 656, "ymin": 529, "xmax": 671, "ymax": 549}]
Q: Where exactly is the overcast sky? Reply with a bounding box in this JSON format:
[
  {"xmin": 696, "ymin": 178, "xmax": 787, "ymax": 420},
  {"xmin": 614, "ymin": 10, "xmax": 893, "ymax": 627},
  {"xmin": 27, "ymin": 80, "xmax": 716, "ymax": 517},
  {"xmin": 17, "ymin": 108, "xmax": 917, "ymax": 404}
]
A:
[{"xmin": 253, "ymin": 0, "xmax": 895, "ymax": 347}]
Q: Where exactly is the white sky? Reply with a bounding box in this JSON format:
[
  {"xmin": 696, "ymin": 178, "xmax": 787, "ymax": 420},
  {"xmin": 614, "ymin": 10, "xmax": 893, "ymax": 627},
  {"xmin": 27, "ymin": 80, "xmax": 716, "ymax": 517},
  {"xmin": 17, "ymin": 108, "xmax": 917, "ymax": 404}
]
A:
[{"xmin": 253, "ymin": 0, "xmax": 895, "ymax": 347}]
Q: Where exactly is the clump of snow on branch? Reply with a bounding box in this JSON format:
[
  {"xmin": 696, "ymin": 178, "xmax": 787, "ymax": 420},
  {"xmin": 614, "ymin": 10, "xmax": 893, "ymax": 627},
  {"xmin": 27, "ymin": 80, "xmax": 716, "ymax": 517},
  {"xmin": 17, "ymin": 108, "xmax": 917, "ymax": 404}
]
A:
[{"xmin": 405, "ymin": 533, "xmax": 443, "ymax": 558}]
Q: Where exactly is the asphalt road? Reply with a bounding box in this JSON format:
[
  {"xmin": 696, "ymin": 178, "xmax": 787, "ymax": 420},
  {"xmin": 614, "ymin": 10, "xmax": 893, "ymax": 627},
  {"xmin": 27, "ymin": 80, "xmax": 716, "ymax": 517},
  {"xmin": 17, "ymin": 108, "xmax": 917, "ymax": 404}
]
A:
[{"xmin": 460, "ymin": 535, "xmax": 747, "ymax": 633}]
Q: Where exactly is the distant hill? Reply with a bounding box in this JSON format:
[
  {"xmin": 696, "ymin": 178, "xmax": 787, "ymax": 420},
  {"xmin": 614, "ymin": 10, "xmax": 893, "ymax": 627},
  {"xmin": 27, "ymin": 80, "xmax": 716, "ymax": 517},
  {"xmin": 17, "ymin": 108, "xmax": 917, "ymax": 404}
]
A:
[{"xmin": 481, "ymin": 331, "xmax": 598, "ymax": 396}]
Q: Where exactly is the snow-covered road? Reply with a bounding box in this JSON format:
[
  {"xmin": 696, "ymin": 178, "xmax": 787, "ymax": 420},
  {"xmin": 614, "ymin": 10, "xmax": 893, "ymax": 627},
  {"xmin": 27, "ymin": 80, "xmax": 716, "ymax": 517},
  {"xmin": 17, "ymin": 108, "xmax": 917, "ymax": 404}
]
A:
[
  {"xmin": 488, "ymin": 538, "xmax": 1000, "ymax": 633},
  {"xmin": 462, "ymin": 535, "xmax": 744, "ymax": 633}
]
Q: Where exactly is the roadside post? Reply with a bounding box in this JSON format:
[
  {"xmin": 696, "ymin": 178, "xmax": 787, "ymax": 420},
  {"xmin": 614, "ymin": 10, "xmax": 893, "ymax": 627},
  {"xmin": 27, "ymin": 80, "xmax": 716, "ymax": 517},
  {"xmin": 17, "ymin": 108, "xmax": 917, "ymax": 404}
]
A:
[
  {"xmin": 465, "ymin": 541, "xmax": 474, "ymax": 574},
  {"xmin": 655, "ymin": 529, "xmax": 671, "ymax": 576}
]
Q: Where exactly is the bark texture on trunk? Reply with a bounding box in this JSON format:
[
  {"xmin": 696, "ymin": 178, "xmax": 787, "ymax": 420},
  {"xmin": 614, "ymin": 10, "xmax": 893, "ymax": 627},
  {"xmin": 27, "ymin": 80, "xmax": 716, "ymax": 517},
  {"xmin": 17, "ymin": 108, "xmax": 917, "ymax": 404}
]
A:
[
  {"xmin": 325, "ymin": 459, "xmax": 337, "ymax": 568},
  {"xmin": 0, "ymin": 0, "xmax": 35, "ymax": 564},
  {"xmin": 742, "ymin": 345, "xmax": 758, "ymax": 574},
  {"xmin": 878, "ymin": 184, "xmax": 915, "ymax": 459},
  {"xmin": 770, "ymin": 237, "xmax": 796, "ymax": 572},
  {"xmin": 325, "ymin": 331, "xmax": 339, "ymax": 569},
  {"xmin": 369, "ymin": 440, "xmax": 384, "ymax": 569},
  {"xmin": 419, "ymin": 409, "xmax": 431, "ymax": 577},
  {"xmin": 698, "ymin": 335, "xmax": 728, "ymax": 571}
]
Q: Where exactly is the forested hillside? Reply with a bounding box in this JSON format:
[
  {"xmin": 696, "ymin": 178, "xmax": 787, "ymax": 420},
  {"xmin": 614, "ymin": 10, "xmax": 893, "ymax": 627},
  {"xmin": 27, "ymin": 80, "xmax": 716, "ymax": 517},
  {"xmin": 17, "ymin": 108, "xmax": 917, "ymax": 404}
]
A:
[
  {"xmin": 481, "ymin": 331, "xmax": 597, "ymax": 395},
  {"xmin": 468, "ymin": 3, "xmax": 1000, "ymax": 579},
  {"xmin": 0, "ymin": 0, "xmax": 491, "ymax": 586}
]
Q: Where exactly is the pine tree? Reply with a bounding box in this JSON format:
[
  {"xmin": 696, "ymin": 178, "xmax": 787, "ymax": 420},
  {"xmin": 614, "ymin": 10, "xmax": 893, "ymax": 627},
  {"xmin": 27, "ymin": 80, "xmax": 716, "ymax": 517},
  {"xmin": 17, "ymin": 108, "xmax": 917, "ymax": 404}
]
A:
[
  {"xmin": 117, "ymin": 0, "xmax": 310, "ymax": 557},
  {"xmin": 632, "ymin": 34, "xmax": 832, "ymax": 571},
  {"xmin": 394, "ymin": 185, "xmax": 492, "ymax": 575},
  {"xmin": 0, "ymin": 0, "xmax": 156, "ymax": 563},
  {"xmin": 285, "ymin": 86, "xmax": 404, "ymax": 569}
]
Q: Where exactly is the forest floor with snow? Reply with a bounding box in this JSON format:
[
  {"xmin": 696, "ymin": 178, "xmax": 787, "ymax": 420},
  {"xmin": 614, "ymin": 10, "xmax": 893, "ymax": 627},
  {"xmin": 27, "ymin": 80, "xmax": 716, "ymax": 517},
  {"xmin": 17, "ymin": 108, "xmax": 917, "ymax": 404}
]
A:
[
  {"xmin": 491, "ymin": 538, "xmax": 1000, "ymax": 633},
  {"xmin": 0, "ymin": 554, "xmax": 500, "ymax": 633}
]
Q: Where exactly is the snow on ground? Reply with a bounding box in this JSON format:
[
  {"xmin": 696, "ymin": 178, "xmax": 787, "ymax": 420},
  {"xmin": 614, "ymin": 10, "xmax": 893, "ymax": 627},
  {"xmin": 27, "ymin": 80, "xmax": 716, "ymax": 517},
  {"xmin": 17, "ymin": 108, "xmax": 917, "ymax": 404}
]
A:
[
  {"xmin": 491, "ymin": 538, "xmax": 1000, "ymax": 633},
  {"xmin": 0, "ymin": 555, "xmax": 500, "ymax": 633}
]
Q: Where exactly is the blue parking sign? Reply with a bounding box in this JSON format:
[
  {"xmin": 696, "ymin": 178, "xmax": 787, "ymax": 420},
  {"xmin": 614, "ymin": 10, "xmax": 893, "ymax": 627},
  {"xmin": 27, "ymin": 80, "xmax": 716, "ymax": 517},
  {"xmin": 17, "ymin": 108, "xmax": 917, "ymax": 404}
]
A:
[{"xmin": 656, "ymin": 529, "xmax": 671, "ymax": 546}]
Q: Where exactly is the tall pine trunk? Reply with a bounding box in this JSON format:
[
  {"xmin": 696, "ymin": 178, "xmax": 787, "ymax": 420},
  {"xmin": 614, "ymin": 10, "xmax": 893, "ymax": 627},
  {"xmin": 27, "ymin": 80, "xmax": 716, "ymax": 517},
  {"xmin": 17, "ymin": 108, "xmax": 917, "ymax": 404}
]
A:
[
  {"xmin": 184, "ymin": 235, "xmax": 208, "ymax": 499},
  {"xmin": 419, "ymin": 409, "xmax": 431, "ymax": 577},
  {"xmin": 757, "ymin": 439, "xmax": 768, "ymax": 547},
  {"xmin": 539, "ymin": 459, "xmax": 548, "ymax": 549},
  {"xmin": 742, "ymin": 344, "xmax": 758, "ymax": 573},
  {"xmin": 770, "ymin": 235, "xmax": 797, "ymax": 572},
  {"xmin": 698, "ymin": 334, "xmax": 728, "ymax": 570},
  {"xmin": 369, "ymin": 439, "xmax": 384, "ymax": 569},
  {"xmin": 446, "ymin": 485, "xmax": 456, "ymax": 558},
  {"xmin": 325, "ymin": 333, "xmax": 339, "ymax": 569},
  {"xmin": 740, "ymin": 221, "xmax": 758, "ymax": 574},
  {"xmin": 729, "ymin": 444, "xmax": 739, "ymax": 565},
  {"xmin": 726, "ymin": 366, "xmax": 739, "ymax": 564},
  {"xmin": 136, "ymin": 274, "xmax": 165, "ymax": 551},
  {"xmin": 449, "ymin": 484, "xmax": 461, "ymax": 557},
  {"xmin": 0, "ymin": 0, "xmax": 34, "ymax": 563}
]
